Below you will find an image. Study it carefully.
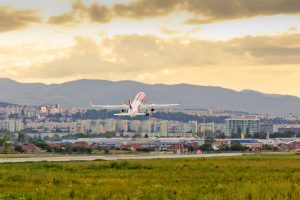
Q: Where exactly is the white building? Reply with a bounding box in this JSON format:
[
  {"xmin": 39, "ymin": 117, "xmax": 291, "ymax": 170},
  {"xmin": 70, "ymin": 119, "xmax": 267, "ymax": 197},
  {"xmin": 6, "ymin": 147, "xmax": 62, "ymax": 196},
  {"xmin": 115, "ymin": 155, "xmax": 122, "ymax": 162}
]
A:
[
  {"xmin": 225, "ymin": 118, "xmax": 260, "ymax": 136},
  {"xmin": 0, "ymin": 119, "xmax": 24, "ymax": 132},
  {"xmin": 103, "ymin": 119, "xmax": 117, "ymax": 132},
  {"xmin": 116, "ymin": 120, "xmax": 128, "ymax": 132},
  {"xmin": 199, "ymin": 123, "xmax": 215, "ymax": 134}
]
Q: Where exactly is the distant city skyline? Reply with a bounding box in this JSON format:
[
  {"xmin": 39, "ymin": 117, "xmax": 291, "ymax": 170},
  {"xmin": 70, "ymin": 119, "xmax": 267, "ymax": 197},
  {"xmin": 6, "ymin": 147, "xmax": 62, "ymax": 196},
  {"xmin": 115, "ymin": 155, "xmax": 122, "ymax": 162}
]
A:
[{"xmin": 1, "ymin": 0, "xmax": 300, "ymax": 96}]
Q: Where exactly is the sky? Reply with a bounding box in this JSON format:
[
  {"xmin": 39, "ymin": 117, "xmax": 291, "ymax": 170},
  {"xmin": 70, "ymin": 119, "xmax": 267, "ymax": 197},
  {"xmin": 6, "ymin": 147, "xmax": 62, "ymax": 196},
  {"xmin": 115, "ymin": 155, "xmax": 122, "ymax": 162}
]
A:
[{"xmin": 1, "ymin": 0, "xmax": 300, "ymax": 96}]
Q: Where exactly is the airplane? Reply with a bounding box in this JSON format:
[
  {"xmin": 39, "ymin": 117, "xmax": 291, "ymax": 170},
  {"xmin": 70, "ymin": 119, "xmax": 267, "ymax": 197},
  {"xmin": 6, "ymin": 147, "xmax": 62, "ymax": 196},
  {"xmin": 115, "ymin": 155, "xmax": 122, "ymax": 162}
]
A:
[{"xmin": 90, "ymin": 91, "xmax": 180, "ymax": 117}]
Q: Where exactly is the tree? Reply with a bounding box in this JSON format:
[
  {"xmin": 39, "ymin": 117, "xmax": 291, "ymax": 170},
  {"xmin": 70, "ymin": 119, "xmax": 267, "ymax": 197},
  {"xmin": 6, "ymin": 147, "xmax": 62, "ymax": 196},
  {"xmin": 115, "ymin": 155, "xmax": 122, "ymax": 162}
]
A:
[
  {"xmin": 53, "ymin": 147, "xmax": 64, "ymax": 153},
  {"xmin": 15, "ymin": 145, "xmax": 24, "ymax": 153},
  {"xmin": 32, "ymin": 139, "xmax": 52, "ymax": 152},
  {"xmin": 215, "ymin": 132, "xmax": 226, "ymax": 138},
  {"xmin": 245, "ymin": 133, "xmax": 252, "ymax": 138},
  {"xmin": 2, "ymin": 143, "xmax": 12, "ymax": 154},
  {"xmin": 0, "ymin": 137, "xmax": 5, "ymax": 147},
  {"xmin": 231, "ymin": 132, "xmax": 241, "ymax": 138},
  {"xmin": 270, "ymin": 131, "xmax": 296, "ymax": 138},
  {"xmin": 133, "ymin": 133, "xmax": 142, "ymax": 138},
  {"xmin": 218, "ymin": 143, "xmax": 230, "ymax": 151},
  {"xmin": 0, "ymin": 133, "xmax": 13, "ymax": 149},
  {"xmin": 204, "ymin": 130, "xmax": 213, "ymax": 138},
  {"xmin": 262, "ymin": 144, "xmax": 278, "ymax": 151},
  {"xmin": 200, "ymin": 137, "xmax": 214, "ymax": 151},
  {"xmin": 52, "ymin": 134, "xmax": 61, "ymax": 141},
  {"xmin": 253, "ymin": 132, "xmax": 267, "ymax": 139},
  {"xmin": 104, "ymin": 149, "xmax": 109, "ymax": 154},
  {"xmin": 237, "ymin": 126, "xmax": 242, "ymax": 135},
  {"xmin": 246, "ymin": 126, "xmax": 250, "ymax": 135},
  {"xmin": 2, "ymin": 133, "xmax": 12, "ymax": 142},
  {"xmin": 18, "ymin": 133, "xmax": 29, "ymax": 143},
  {"xmin": 230, "ymin": 141, "xmax": 248, "ymax": 151},
  {"xmin": 144, "ymin": 133, "xmax": 149, "ymax": 138},
  {"xmin": 54, "ymin": 128, "xmax": 63, "ymax": 133}
]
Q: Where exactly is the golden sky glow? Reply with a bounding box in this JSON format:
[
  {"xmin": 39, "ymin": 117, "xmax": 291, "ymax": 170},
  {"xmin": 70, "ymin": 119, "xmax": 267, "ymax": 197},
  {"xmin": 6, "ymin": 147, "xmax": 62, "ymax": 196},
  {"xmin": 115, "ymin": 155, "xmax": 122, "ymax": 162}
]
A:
[{"xmin": 1, "ymin": 0, "xmax": 300, "ymax": 96}]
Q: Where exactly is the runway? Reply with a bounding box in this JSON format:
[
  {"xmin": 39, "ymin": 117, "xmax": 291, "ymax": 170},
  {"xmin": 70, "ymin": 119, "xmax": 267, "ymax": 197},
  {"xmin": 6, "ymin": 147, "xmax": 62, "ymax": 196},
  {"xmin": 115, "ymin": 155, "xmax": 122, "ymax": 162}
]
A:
[{"xmin": 0, "ymin": 153, "xmax": 242, "ymax": 163}]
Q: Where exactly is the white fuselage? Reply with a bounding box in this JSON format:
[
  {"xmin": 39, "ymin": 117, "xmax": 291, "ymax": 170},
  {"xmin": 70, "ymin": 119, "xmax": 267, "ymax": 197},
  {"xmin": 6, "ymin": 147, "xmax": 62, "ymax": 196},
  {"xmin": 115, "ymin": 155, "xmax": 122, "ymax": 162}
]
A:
[
  {"xmin": 127, "ymin": 92, "xmax": 147, "ymax": 117},
  {"xmin": 92, "ymin": 91, "xmax": 179, "ymax": 117}
]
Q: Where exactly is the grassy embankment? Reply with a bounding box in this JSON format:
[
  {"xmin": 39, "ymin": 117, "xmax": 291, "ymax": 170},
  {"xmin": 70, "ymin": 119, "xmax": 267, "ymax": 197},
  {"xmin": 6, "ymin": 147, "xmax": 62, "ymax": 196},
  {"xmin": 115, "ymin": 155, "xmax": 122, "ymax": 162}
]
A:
[{"xmin": 0, "ymin": 154, "xmax": 299, "ymax": 199}]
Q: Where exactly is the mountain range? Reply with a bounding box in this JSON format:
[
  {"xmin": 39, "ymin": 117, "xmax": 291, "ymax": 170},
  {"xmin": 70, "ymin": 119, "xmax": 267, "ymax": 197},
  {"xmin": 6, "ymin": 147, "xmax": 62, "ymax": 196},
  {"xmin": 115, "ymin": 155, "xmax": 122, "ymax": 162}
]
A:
[{"xmin": 0, "ymin": 78, "xmax": 299, "ymax": 116}]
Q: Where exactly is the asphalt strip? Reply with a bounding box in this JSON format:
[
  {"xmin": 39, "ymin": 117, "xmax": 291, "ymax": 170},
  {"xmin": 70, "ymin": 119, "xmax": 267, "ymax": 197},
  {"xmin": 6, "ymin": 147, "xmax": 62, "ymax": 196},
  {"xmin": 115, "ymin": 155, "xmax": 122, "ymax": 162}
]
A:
[{"xmin": 0, "ymin": 153, "xmax": 242, "ymax": 163}]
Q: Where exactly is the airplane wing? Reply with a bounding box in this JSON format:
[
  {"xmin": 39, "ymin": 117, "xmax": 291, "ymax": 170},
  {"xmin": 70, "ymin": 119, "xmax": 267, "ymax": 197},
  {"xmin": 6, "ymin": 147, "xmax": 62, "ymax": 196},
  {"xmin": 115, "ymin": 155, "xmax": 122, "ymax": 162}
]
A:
[
  {"xmin": 142, "ymin": 102, "xmax": 180, "ymax": 109},
  {"xmin": 90, "ymin": 102, "xmax": 128, "ymax": 109},
  {"xmin": 114, "ymin": 113, "xmax": 146, "ymax": 116}
]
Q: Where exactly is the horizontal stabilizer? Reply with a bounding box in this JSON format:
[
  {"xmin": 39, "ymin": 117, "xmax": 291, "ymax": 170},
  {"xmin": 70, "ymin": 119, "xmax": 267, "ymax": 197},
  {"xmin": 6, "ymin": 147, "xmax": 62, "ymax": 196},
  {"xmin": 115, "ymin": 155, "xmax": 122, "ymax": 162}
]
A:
[
  {"xmin": 114, "ymin": 112, "xmax": 146, "ymax": 116},
  {"xmin": 114, "ymin": 113, "xmax": 130, "ymax": 116}
]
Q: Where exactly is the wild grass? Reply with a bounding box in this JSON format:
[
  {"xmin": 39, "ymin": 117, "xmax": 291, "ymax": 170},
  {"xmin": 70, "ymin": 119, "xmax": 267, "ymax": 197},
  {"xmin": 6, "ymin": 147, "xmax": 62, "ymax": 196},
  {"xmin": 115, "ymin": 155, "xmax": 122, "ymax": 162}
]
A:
[{"xmin": 0, "ymin": 154, "xmax": 299, "ymax": 199}]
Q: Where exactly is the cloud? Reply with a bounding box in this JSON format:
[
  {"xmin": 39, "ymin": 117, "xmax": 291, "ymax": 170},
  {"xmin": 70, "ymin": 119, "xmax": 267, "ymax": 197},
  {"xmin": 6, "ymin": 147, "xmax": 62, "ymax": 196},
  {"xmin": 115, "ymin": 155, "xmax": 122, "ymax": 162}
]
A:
[
  {"xmin": 48, "ymin": 12, "xmax": 76, "ymax": 25},
  {"xmin": 160, "ymin": 27, "xmax": 179, "ymax": 35},
  {"xmin": 88, "ymin": 2, "xmax": 112, "ymax": 23},
  {"xmin": 112, "ymin": 0, "xmax": 300, "ymax": 24},
  {"xmin": 72, "ymin": 0, "xmax": 87, "ymax": 12},
  {"xmin": 10, "ymin": 36, "xmax": 117, "ymax": 79},
  {"xmin": 45, "ymin": 0, "xmax": 300, "ymax": 25},
  {"xmin": 0, "ymin": 6, "xmax": 41, "ymax": 32},
  {"xmin": 287, "ymin": 26, "xmax": 299, "ymax": 33},
  {"xmin": 49, "ymin": 0, "xmax": 180, "ymax": 24},
  {"xmin": 2, "ymin": 33, "xmax": 300, "ymax": 97},
  {"xmin": 47, "ymin": 0, "xmax": 113, "ymax": 24},
  {"xmin": 3, "ymin": 33, "xmax": 300, "ymax": 82},
  {"xmin": 184, "ymin": 0, "xmax": 300, "ymax": 24},
  {"xmin": 2, "ymin": 0, "xmax": 293, "ymax": 29},
  {"xmin": 230, "ymin": 34, "xmax": 300, "ymax": 64},
  {"xmin": 113, "ymin": 0, "xmax": 180, "ymax": 19}
]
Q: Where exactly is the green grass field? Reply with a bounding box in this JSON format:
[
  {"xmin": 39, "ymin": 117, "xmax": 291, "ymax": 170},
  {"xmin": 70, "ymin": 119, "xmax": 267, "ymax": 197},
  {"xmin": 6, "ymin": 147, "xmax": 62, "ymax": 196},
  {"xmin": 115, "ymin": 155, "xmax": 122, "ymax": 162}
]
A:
[{"xmin": 0, "ymin": 154, "xmax": 300, "ymax": 200}]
